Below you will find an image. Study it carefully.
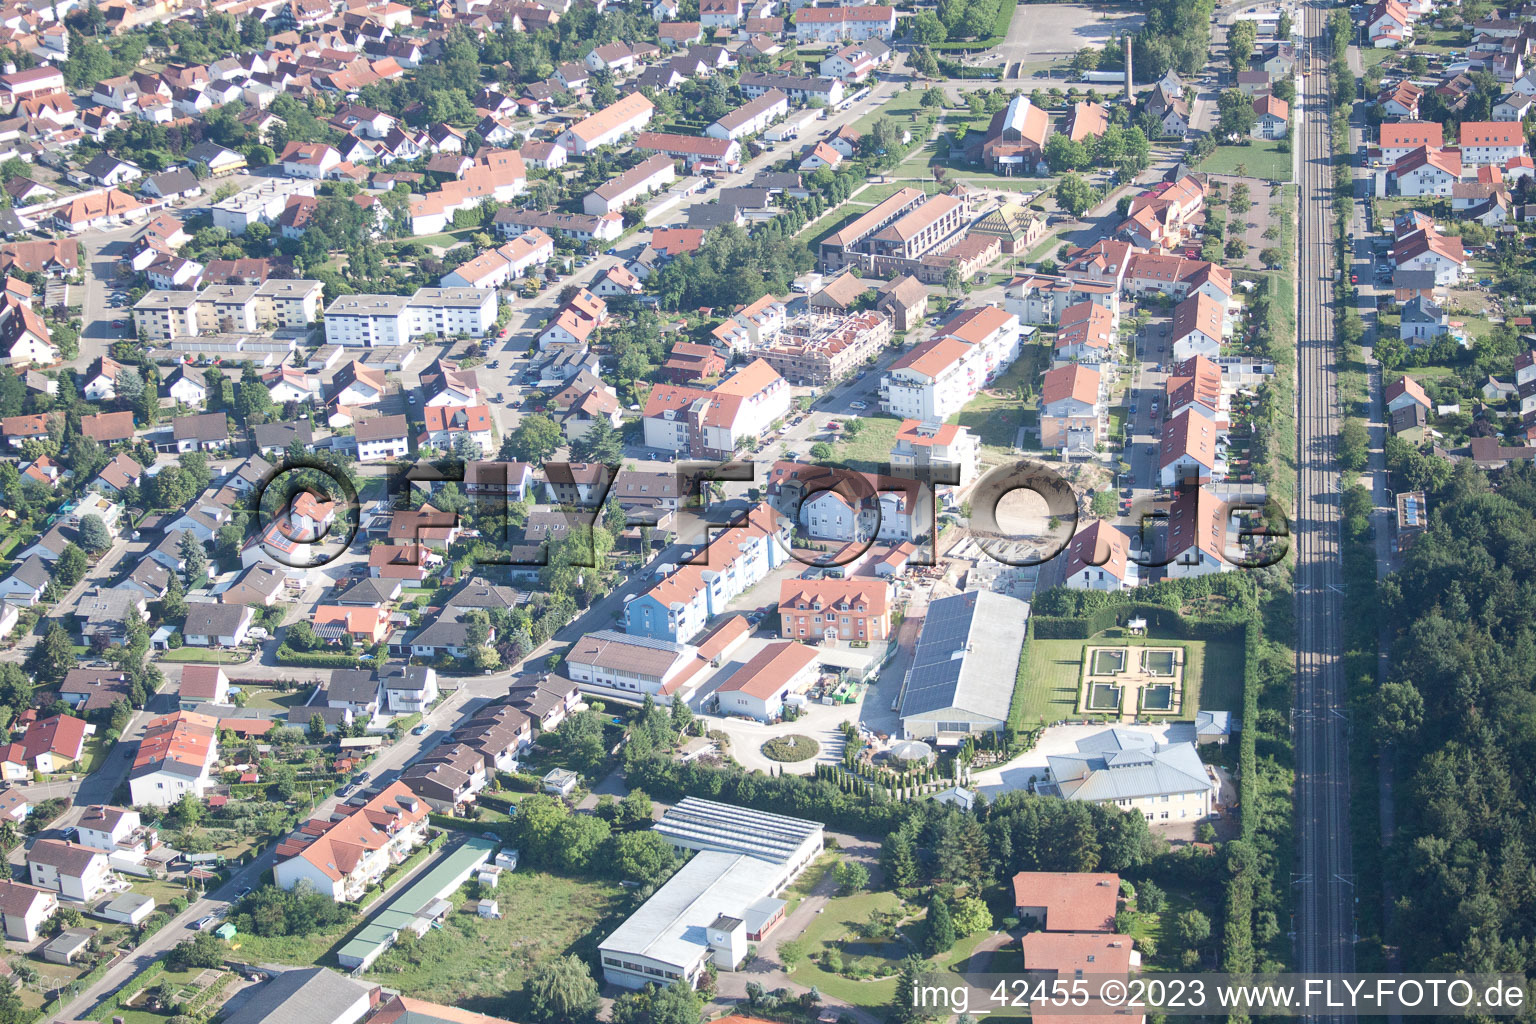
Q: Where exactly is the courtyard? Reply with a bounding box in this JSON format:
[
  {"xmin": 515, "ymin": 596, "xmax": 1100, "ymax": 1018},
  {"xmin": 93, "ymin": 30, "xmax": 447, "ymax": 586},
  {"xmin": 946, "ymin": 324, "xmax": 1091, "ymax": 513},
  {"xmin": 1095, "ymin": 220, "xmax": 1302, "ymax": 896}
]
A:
[
  {"xmin": 1009, "ymin": 629, "xmax": 1242, "ymax": 733},
  {"xmin": 1077, "ymin": 644, "xmax": 1186, "ymax": 719}
]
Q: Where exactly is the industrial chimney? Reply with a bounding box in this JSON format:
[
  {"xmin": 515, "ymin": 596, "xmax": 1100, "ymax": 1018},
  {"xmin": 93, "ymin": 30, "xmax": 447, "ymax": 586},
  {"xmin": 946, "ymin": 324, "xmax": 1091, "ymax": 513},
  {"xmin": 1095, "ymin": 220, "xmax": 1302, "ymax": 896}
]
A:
[{"xmin": 1124, "ymin": 36, "xmax": 1134, "ymax": 107}]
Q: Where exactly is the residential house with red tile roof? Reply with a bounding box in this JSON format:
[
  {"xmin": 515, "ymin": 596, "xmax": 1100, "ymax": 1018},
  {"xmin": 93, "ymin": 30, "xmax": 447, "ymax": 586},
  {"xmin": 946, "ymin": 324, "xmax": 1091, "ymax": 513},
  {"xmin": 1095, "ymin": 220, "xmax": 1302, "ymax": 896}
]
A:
[
  {"xmin": 127, "ymin": 710, "xmax": 218, "ymax": 807},
  {"xmin": 272, "ymin": 780, "xmax": 430, "ymax": 900},
  {"xmin": 641, "ymin": 358, "xmax": 790, "ymax": 457},
  {"xmin": 1062, "ymin": 521, "xmax": 1136, "ymax": 591},
  {"xmin": 1012, "ymin": 871, "xmax": 1122, "ymax": 929},
  {"xmin": 1040, "ymin": 363, "xmax": 1105, "ymax": 449},
  {"xmin": 778, "ymin": 578, "xmax": 891, "ymax": 644}
]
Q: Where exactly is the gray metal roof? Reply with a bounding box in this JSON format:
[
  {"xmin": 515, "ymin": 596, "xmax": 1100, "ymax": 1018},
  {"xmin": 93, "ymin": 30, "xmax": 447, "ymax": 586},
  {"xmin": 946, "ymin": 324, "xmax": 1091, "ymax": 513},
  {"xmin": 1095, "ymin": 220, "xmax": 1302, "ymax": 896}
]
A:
[
  {"xmin": 1048, "ymin": 728, "xmax": 1211, "ymax": 802},
  {"xmin": 598, "ymin": 850, "xmax": 773, "ymax": 971},
  {"xmin": 652, "ymin": 796, "xmax": 822, "ymax": 865},
  {"xmin": 219, "ymin": 967, "xmax": 374, "ymax": 1024},
  {"xmin": 898, "ymin": 590, "xmax": 1029, "ymax": 723}
]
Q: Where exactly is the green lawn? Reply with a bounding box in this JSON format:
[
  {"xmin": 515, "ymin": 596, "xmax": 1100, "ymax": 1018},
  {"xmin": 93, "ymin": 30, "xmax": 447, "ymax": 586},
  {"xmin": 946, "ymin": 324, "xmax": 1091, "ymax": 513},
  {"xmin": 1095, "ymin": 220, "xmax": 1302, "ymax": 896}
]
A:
[
  {"xmin": 794, "ymin": 207, "xmax": 869, "ymax": 249},
  {"xmin": 786, "ymin": 851, "xmax": 836, "ymax": 913},
  {"xmin": 947, "ymin": 343, "xmax": 1050, "ymax": 448},
  {"xmin": 1198, "ymin": 139, "xmax": 1293, "ymax": 182},
  {"xmin": 234, "ymin": 687, "xmax": 311, "ymax": 710},
  {"xmin": 852, "ymin": 89, "xmax": 931, "ymax": 135},
  {"xmin": 789, "ymin": 886, "xmax": 997, "ymax": 1005},
  {"xmin": 950, "ymin": 176, "xmax": 1052, "ymax": 192},
  {"xmin": 1010, "ymin": 632, "xmax": 1246, "ymax": 732},
  {"xmin": 226, "ymin": 919, "xmax": 356, "ymax": 967},
  {"xmin": 791, "ymin": 890, "xmax": 908, "ymax": 1005},
  {"xmin": 855, "ymin": 180, "xmax": 939, "ymax": 206},
  {"xmin": 160, "ymin": 648, "xmax": 251, "ymax": 663},
  {"xmin": 362, "ymin": 870, "xmax": 623, "ymax": 1019},
  {"xmin": 1012, "ymin": 637, "xmax": 1091, "ymax": 731},
  {"xmin": 832, "ymin": 415, "xmax": 903, "ymax": 470}
]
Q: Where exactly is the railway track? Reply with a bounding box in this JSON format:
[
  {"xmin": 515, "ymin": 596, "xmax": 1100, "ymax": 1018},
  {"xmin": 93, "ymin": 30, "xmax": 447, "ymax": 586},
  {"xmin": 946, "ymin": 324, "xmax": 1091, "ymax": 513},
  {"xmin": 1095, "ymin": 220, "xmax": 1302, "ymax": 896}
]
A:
[{"xmin": 1292, "ymin": 2, "xmax": 1357, "ymax": 1013}]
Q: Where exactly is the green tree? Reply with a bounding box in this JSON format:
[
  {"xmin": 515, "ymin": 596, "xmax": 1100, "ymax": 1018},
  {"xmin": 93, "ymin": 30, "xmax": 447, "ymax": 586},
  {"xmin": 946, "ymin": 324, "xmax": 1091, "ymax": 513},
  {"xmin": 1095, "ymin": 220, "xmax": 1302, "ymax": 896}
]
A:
[
  {"xmin": 610, "ymin": 829, "xmax": 676, "ymax": 886},
  {"xmin": 1375, "ymin": 680, "xmax": 1424, "ymax": 740},
  {"xmin": 77, "ymin": 514, "xmax": 111, "ymax": 553},
  {"xmin": 951, "ymin": 896, "xmax": 992, "ymax": 935},
  {"xmin": 308, "ymin": 713, "xmax": 327, "ymax": 741},
  {"xmin": 174, "ymin": 790, "xmax": 204, "ymax": 827},
  {"xmin": 53, "ymin": 543, "xmax": 88, "ymax": 588},
  {"xmin": 911, "ymin": 10, "xmax": 946, "ymax": 44},
  {"xmin": 503, "ymin": 414, "xmax": 563, "ymax": 466},
  {"xmin": 925, "ymin": 896, "xmax": 956, "ymax": 955},
  {"xmin": 810, "ymin": 441, "xmax": 834, "ymax": 461},
  {"xmin": 1175, "ymin": 908, "xmax": 1211, "ymax": 949},
  {"xmin": 162, "ymin": 574, "xmax": 187, "ymax": 620},
  {"xmin": 1337, "ymin": 418, "xmax": 1369, "ymax": 472},
  {"xmin": 834, "ymin": 859, "xmax": 870, "ymax": 894},
  {"xmin": 570, "ymin": 416, "xmax": 622, "ymax": 463},
  {"xmin": 893, "ymin": 955, "xmax": 937, "ymax": 1024},
  {"xmin": 1227, "ymin": 20, "xmax": 1257, "ymax": 73},
  {"xmin": 523, "ymin": 954, "xmax": 601, "ymax": 1024},
  {"xmin": 779, "ymin": 937, "xmax": 806, "ymax": 971},
  {"xmin": 1217, "ymin": 88, "xmax": 1258, "ymax": 137},
  {"xmin": 643, "ymin": 981, "xmax": 701, "ymax": 1024},
  {"xmin": 1055, "ymin": 173, "xmax": 1096, "ymax": 217},
  {"xmin": 32, "ymin": 623, "xmax": 76, "ymax": 685},
  {"xmin": 286, "ymin": 620, "xmax": 319, "ymax": 652},
  {"xmin": 179, "ymin": 532, "xmax": 208, "ymax": 580},
  {"xmin": 619, "ymin": 789, "xmax": 654, "ymax": 827}
]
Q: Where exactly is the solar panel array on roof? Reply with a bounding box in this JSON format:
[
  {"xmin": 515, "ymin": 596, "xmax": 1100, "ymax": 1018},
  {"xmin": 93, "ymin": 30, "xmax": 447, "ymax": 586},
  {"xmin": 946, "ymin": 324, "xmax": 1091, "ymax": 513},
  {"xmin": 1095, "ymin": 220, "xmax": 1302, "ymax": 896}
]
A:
[
  {"xmin": 652, "ymin": 796, "xmax": 822, "ymax": 865},
  {"xmin": 898, "ymin": 591, "xmax": 1029, "ymax": 723},
  {"xmin": 1401, "ymin": 495, "xmax": 1422, "ymax": 527}
]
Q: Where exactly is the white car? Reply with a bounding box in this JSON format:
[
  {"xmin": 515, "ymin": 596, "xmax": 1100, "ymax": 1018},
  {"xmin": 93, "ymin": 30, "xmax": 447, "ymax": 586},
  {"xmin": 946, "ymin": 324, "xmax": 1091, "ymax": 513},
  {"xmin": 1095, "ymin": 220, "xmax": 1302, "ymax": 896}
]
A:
[{"xmin": 850, "ymin": 400, "xmax": 868, "ymax": 410}]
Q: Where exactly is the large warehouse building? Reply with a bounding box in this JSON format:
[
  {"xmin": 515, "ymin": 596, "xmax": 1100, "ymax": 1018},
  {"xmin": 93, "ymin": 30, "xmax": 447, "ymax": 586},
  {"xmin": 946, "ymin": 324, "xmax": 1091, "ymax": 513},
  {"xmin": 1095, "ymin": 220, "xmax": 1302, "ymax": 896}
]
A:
[
  {"xmin": 598, "ymin": 799, "xmax": 825, "ymax": 989},
  {"xmin": 897, "ymin": 590, "xmax": 1030, "ymax": 742}
]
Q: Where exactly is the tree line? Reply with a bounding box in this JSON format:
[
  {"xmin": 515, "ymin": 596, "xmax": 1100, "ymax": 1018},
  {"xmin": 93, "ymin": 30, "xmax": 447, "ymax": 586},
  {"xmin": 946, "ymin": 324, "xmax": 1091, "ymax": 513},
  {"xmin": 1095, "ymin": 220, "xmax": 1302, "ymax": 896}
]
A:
[{"xmin": 1375, "ymin": 461, "xmax": 1536, "ymax": 974}]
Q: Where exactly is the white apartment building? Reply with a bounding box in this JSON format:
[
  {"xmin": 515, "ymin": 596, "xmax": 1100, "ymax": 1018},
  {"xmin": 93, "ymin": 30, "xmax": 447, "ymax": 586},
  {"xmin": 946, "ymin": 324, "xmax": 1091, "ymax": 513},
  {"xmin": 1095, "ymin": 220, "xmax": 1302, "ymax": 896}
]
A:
[
  {"xmin": 323, "ymin": 287, "xmax": 497, "ymax": 346},
  {"xmin": 1458, "ymin": 121, "xmax": 1526, "ymax": 166},
  {"xmin": 133, "ymin": 280, "xmax": 325, "ymax": 341},
  {"xmin": 879, "ymin": 306, "xmax": 1022, "ymax": 421},
  {"xmin": 209, "ymin": 179, "xmax": 317, "ymax": 236}
]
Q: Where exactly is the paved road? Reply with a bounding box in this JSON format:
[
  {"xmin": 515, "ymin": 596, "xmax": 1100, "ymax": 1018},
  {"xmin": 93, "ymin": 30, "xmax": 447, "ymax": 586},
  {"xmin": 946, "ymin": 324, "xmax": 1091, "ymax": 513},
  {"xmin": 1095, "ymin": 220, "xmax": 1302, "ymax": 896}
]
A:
[
  {"xmin": 45, "ymin": 674, "xmax": 500, "ymax": 1022},
  {"xmin": 1293, "ymin": 2, "xmax": 1357, "ymax": 1009}
]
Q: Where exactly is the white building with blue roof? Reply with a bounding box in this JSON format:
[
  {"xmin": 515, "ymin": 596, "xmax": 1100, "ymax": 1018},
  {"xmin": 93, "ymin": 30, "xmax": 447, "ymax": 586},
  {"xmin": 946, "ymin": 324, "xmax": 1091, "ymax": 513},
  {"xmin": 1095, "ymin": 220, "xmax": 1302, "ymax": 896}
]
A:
[{"xmin": 1046, "ymin": 728, "xmax": 1215, "ymax": 822}]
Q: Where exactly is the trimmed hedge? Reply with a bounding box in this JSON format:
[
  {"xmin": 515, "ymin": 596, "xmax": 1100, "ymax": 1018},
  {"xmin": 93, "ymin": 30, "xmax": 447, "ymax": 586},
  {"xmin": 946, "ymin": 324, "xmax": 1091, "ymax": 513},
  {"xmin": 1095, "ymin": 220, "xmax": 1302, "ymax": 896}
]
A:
[
  {"xmin": 89, "ymin": 961, "xmax": 166, "ymax": 1021},
  {"xmin": 1032, "ymin": 603, "xmax": 1245, "ymax": 641},
  {"xmin": 478, "ymin": 792, "xmax": 519, "ymax": 813},
  {"xmin": 276, "ymin": 644, "xmax": 386, "ymax": 669}
]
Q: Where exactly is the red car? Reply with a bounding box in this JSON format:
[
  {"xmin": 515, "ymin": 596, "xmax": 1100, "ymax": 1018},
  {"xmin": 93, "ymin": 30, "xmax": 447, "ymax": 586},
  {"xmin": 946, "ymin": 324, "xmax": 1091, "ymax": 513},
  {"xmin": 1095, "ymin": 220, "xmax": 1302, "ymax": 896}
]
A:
[
  {"xmin": 1350, "ymin": 274, "xmax": 1358, "ymax": 284},
  {"xmin": 110, "ymin": 320, "xmax": 123, "ymax": 328}
]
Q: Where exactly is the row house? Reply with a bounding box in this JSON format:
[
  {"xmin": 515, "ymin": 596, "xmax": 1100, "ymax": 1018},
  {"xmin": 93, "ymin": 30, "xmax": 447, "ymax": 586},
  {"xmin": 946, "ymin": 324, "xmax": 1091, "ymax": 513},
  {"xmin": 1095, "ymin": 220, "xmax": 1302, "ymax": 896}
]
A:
[
  {"xmin": 272, "ymin": 781, "xmax": 430, "ymax": 901},
  {"xmin": 793, "ymin": 3, "xmax": 895, "ymax": 42},
  {"xmin": 641, "ymin": 358, "xmax": 790, "ymax": 457},
  {"xmin": 635, "ymin": 132, "xmax": 742, "ymax": 174},
  {"xmin": 625, "ymin": 503, "xmax": 789, "ymax": 642}
]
